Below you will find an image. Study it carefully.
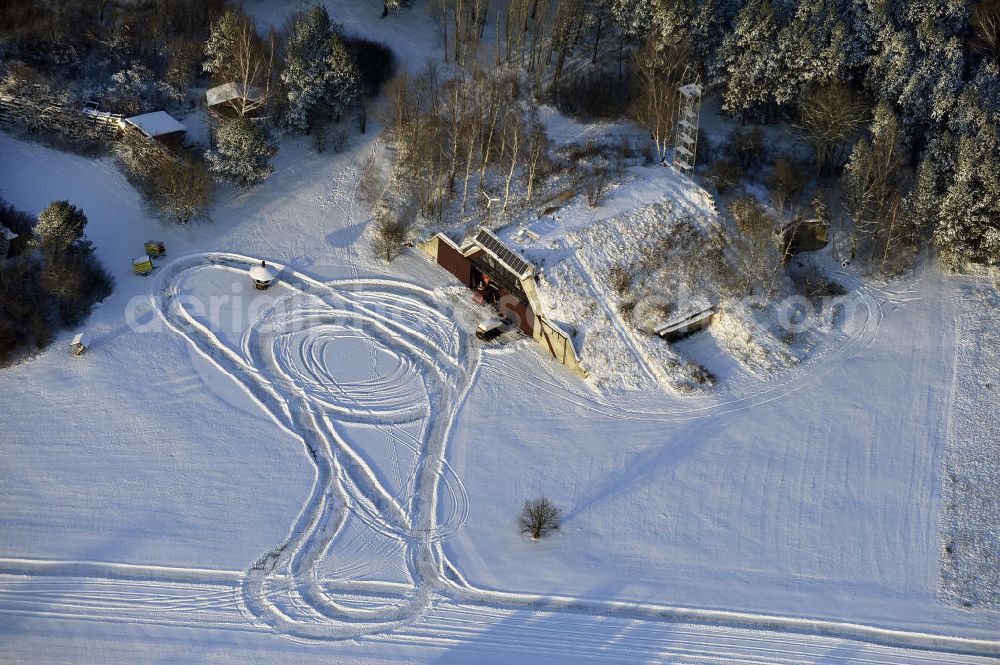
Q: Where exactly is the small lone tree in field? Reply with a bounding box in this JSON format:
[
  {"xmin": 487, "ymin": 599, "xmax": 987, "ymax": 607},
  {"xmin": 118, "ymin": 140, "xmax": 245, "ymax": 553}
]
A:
[
  {"xmin": 518, "ymin": 497, "xmax": 562, "ymax": 540},
  {"xmin": 370, "ymin": 211, "xmax": 407, "ymax": 262}
]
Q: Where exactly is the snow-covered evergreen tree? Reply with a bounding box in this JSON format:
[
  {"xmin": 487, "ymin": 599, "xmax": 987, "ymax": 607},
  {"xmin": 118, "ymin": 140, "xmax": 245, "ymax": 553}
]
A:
[
  {"xmin": 780, "ymin": 1, "xmax": 848, "ymax": 99},
  {"xmin": 610, "ymin": 0, "xmax": 656, "ymax": 43},
  {"xmin": 716, "ymin": 0, "xmax": 783, "ymax": 114},
  {"xmin": 606, "ymin": 0, "xmax": 697, "ymax": 66},
  {"xmin": 34, "ymin": 201, "xmax": 89, "ymax": 252},
  {"xmin": 717, "ymin": 0, "xmax": 853, "ymax": 116},
  {"xmin": 865, "ymin": 0, "xmax": 968, "ymax": 132},
  {"xmin": 205, "ymin": 116, "xmax": 277, "ymax": 187},
  {"xmin": 935, "ymin": 128, "xmax": 1000, "ymax": 267},
  {"xmin": 203, "ymin": 10, "xmax": 243, "ymax": 82},
  {"xmin": 691, "ymin": 0, "xmax": 744, "ymax": 76},
  {"xmin": 906, "ymin": 153, "xmax": 942, "ymax": 237},
  {"xmin": 281, "ymin": 6, "xmax": 359, "ymax": 132}
]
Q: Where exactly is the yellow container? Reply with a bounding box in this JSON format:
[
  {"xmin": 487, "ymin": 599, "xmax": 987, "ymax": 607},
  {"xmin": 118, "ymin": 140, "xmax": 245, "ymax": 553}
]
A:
[{"xmin": 132, "ymin": 255, "xmax": 153, "ymax": 275}]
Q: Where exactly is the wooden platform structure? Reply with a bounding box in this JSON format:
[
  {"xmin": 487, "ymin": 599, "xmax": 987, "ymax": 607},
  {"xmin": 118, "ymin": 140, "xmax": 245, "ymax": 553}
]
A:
[{"xmin": 655, "ymin": 305, "xmax": 717, "ymax": 341}]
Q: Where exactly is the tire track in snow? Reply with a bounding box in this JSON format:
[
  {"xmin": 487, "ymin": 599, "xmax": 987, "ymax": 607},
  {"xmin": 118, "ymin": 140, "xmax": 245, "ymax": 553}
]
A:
[
  {"xmin": 6, "ymin": 255, "xmax": 995, "ymax": 660},
  {"xmin": 153, "ymin": 252, "xmax": 476, "ymax": 638},
  {"xmin": 0, "ymin": 571, "xmax": 995, "ymax": 663}
]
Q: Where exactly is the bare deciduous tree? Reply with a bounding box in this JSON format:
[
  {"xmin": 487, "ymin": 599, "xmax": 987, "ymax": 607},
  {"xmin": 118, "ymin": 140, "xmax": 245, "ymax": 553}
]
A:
[
  {"xmin": 229, "ymin": 20, "xmax": 275, "ymax": 117},
  {"xmin": 842, "ymin": 105, "xmax": 913, "ymax": 271},
  {"xmin": 631, "ymin": 35, "xmax": 690, "ymax": 164},
  {"xmin": 370, "ymin": 210, "xmax": 408, "ymax": 262},
  {"xmin": 767, "ymin": 156, "xmax": 807, "ymax": 215},
  {"xmin": 206, "ymin": 11, "xmax": 275, "ymax": 117},
  {"xmin": 518, "ymin": 496, "xmax": 562, "ymax": 540},
  {"xmin": 727, "ymin": 196, "xmax": 785, "ymax": 296},
  {"xmin": 797, "ymin": 82, "xmax": 868, "ymax": 174},
  {"xmin": 971, "ymin": 0, "xmax": 1000, "ymax": 60},
  {"xmin": 150, "ymin": 154, "xmax": 215, "ymax": 224}
]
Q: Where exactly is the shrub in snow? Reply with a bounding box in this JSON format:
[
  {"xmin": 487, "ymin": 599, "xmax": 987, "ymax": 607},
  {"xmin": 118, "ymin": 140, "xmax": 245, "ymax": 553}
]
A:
[
  {"xmin": 712, "ymin": 304, "xmax": 797, "ymax": 373},
  {"xmin": 608, "ymin": 265, "xmax": 631, "ymax": 295},
  {"xmin": 585, "ymin": 166, "xmax": 610, "ymax": 207},
  {"xmin": 281, "ymin": 6, "xmax": 358, "ymax": 133},
  {"xmin": 705, "ymin": 158, "xmax": 743, "ymax": 194},
  {"xmin": 726, "ymin": 127, "xmax": 765, "ymax": 169},
  {"xmin": 370, "ymin": 209, "xmax": 408, "ymax": 262},
  {"xmin": 112, "ymin": 130, "xmax": 160, "ymax": 182},
  {"xmin": 766, "ymin": 156, "xmax": 807, "ymax": 214},
  {"xmin": 205, "ymin": 116, "xmax": 276, "ymax": 187},
  {"xmin": 518, "ymin": 497, "xmax": 562, "ymax": 540},
  {"xmin": 104, "ymin": 64, "xmax": 163, "ymax": 116}
]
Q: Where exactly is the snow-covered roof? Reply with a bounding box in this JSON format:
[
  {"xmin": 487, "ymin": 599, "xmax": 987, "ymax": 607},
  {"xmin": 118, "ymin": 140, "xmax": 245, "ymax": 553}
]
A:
[
  {"xmin": 249, "ymin": 261, "xmax": 278, "ymax": 282},
  {"xmin": 0, "ymin": 226, "xmax": 17, "ymax": 241},
  {"xmin": 71, "ymin": 332, "xmax": 91, "ymax": 347},
  {"xmin": 206, "ymin": 82, "xmax": 261, "ymax": 107},
  {"xmin": 679, "ymin": 83, "xmax": 702, "ymax": 97},
  {"xmin": 125, "ymin": 111, "xmax": 186, "ymax": 138}
]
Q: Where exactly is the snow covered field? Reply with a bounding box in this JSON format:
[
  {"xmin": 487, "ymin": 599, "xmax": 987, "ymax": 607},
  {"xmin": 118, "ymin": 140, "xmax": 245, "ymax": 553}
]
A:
[
  {"xmin": 940, "ymin": 274, "xmax": 1000, "ymax": 611},
  {"xmin": 1, "ymin": 2, "xmax": 999, "ymax": 662},
  {"xmin": 2, "ymin": 124, "xmax": 999, "ymax": 662}
]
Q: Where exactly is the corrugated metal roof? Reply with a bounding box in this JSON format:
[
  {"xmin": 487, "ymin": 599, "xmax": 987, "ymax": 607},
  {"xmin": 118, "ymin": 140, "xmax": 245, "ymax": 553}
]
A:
[{"xmin": 206, "ymin": 82, "xmax": 262, "ymax": 107}]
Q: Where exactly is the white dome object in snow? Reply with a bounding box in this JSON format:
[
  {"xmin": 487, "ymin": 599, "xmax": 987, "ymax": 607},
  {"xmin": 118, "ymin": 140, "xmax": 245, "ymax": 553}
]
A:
[{"xmin": 249, "ymin": 260, "xmax": 278, "ymax": 289}]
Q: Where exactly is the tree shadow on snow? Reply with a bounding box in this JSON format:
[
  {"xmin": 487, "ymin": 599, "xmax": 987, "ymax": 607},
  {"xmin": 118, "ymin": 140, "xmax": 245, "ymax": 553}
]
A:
[{"xmin": 561, "ymin": 416, "xmax": 727, "ymax": 526}]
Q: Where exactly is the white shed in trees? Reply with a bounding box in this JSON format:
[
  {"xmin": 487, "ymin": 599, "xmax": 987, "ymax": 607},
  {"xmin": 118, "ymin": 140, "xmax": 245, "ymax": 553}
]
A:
[{"xmin": 0, "ymin": 225, "xmax": 16, "ymax": 259}]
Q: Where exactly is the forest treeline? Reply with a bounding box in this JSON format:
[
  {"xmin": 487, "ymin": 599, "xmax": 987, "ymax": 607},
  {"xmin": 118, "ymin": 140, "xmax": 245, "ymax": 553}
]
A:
[
  {"xmin": 1, "ymin": 0, "xmax": 998, "ymax": 269},
  {"xmin": 380, "ymin": 0, "xmax": 1000, "ymax": 270}
]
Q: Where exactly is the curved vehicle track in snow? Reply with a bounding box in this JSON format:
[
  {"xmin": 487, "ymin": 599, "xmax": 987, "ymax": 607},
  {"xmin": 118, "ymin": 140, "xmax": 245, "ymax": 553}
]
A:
[
  {"xmin": 3, "ymin": 251, "xmax": 991, "ymax": 659},
  {"xmin": 152, "ymin": 252, "xmax": 477, "ymax": 639},
  {"xmin": 132, "ymin": 251, "xmax": 1000, "ymax": 659}
]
